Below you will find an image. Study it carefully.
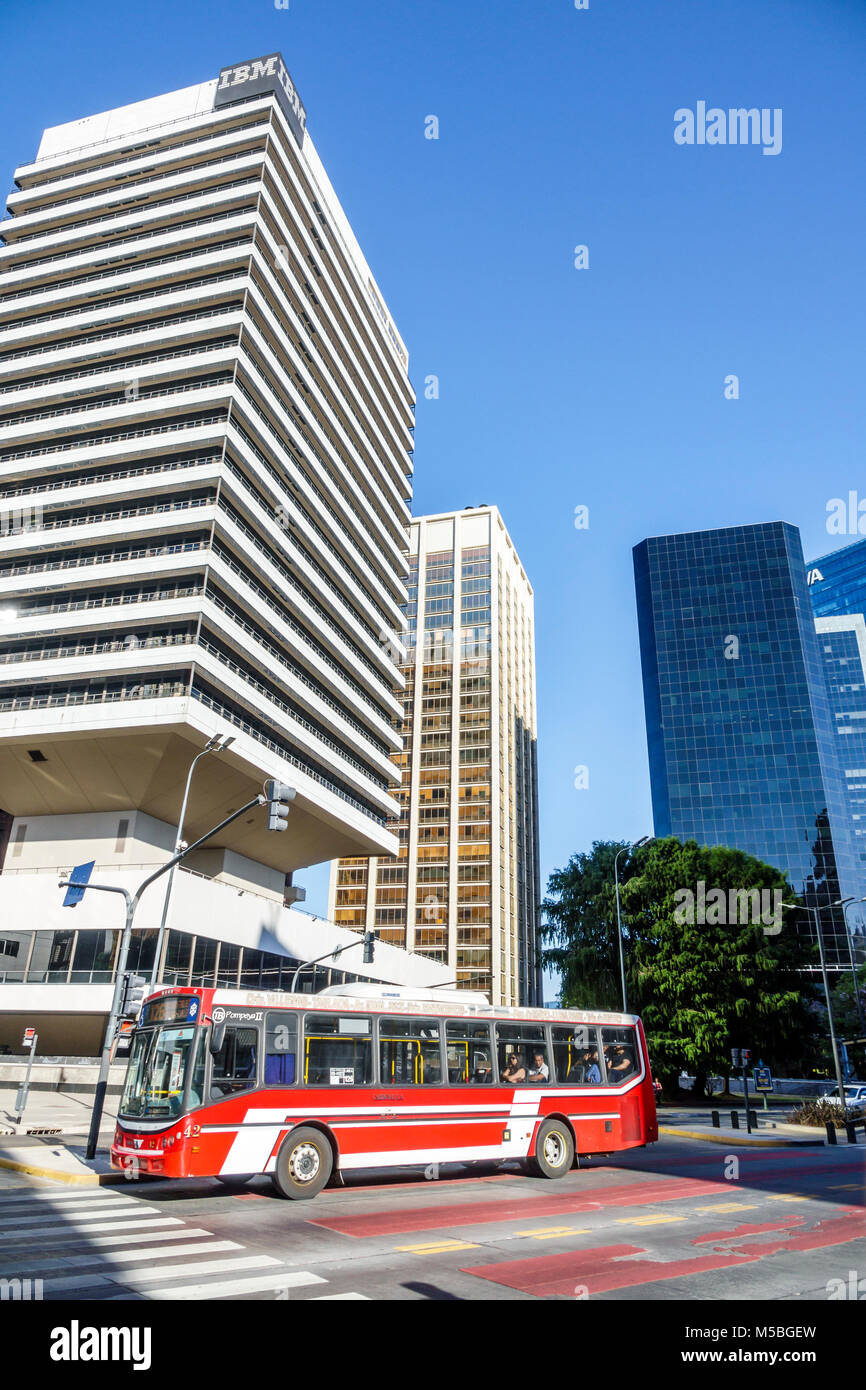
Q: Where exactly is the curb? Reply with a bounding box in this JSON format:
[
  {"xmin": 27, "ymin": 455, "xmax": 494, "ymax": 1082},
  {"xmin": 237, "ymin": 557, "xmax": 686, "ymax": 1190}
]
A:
[
  {"xmin": 659, "ymin": 1125, "xmax": 825, "ymax": 1149},
  {"xmin": 0, "ymin": 1153, "xmax": 126, "ymax": 1185}
]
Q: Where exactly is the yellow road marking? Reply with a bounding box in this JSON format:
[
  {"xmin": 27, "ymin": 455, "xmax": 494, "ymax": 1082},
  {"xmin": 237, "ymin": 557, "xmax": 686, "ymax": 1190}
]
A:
[
  {"xmin": 767, "ymin": 1193, "xmax": 808, "ymax": 1201},
  {"xmin": 394, "ymin": 1245, "xmax": 480, "ymax": 1256},
  {"xmin": 616, "ymin": 1213, "xmax": 684, "ymax": 1226},
  {"xmin": 829, "ymin": 1184, "xmax": 861, "ymax": 1191},
  {"xmin": 516, "ymin": 1226, "xmax": 592, "ymax": 1239},
  {"xmin": 697, "ymin": 1203, "xmax": 758, "ymax": 1213}
]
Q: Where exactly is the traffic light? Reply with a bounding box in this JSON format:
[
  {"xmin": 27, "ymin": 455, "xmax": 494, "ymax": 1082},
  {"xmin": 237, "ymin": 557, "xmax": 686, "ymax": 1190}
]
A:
[
  {"xmin": 741, "ymin": 1048, "xmax": 751, "ymax": 1066},
  {"xmin": 363, "ymin": 931, "xmax": 377, "ymax": 964},
  {"xmin": 264, "ymin": 779, "xmax": 296, "ymax": 831},
  {"xmin": 119, "ymin": 973, "xmax": 148, "ymax": 1020}
]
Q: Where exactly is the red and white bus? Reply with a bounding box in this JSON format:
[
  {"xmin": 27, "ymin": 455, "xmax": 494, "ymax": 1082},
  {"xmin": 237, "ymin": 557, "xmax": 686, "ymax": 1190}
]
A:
[{"xmin": 111, "ymin": 984, "xmax": 658, "ymax": 1198}]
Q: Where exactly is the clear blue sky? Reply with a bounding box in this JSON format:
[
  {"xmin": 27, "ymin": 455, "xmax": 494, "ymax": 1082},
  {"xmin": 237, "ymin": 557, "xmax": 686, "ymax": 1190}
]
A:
[{"xmin": 4, "ymin": 1, "xmax": 864, "ymax": 950}]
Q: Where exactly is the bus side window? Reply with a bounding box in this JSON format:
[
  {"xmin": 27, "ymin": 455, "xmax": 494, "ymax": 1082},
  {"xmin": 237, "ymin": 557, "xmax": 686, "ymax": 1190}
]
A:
[
  {"xmin": 445, "ymin": 1021, "xmax": 494, "ymax": 1084},
  {"xmin": 601, "ymin": 1026, "xmax": 638, "ymax": 1084},
  {"xmin": 304, "ymin": 1014, "xmax": 372, "ymax": 1085},
  {"xmin": 552, "ymin": 1024, "xmax": 594, "ymax": 1083},
  {"xmin": 265, "ymin": 1012, "xmax": 297, "ymax": 1085},
  {"xmin": 379, "ymin": 1017, "xmax": 442, "ymax": 1085},
  {"xmin": 210, "ymin": 1026, "xmax": 259, "ymax": 1099}
]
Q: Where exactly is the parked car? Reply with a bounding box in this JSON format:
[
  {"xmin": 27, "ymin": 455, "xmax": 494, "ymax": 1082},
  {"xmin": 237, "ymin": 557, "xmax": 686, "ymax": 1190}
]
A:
[{"xmin": 820, "ymin": 1084, "xmax": 866, "ymax": 1112}]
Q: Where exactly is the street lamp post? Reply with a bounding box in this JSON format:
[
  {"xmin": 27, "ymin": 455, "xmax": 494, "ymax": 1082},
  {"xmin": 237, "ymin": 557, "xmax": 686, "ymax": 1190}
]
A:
[
  {"xmin": 62, "ymin": 789, "xmax": 266, "ymax": 1159},
  {"xmin": 614, "ymin": 836, "xmax": 652, "ymax": 1013},
  {"xmin": 289, "ymin": 937, "xmax": 367, "ymax": 995},
  {"xmin": 150, "ymin": 734, "xmax": 234, "ymax": 986},
  {"xmin": 781, "ymin": 900, "xmax": 848, "ymax": 1113}
]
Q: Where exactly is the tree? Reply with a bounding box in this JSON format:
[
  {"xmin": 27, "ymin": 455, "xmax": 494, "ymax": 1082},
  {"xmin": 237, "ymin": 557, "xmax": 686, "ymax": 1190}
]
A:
[
  {"xmin": 541, "ymin": 841, "xmax": 636, "ymax": 1011},
  {"xmin": 543, "ymin": 836, "xmax": 819, "ymax": 1096}
]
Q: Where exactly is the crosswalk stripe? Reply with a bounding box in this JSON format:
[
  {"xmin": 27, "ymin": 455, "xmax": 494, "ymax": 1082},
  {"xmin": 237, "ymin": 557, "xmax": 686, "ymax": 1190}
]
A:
[
  {"xmin": 0, "ymin": 1241, "xmax": 243, "ymax": 1276},
  {"xmin": 312, "ymin": 1292, "xmax": 370, "ymax": 1300},
  {"xmin": 109, "ymin": 1270, "xmax": 328, "ymax": 1300},
  {"xmin": 38, "ymin": 1254, "xmax": 280, "ymax": 1296},
  {"xmin": 0, "ymin": 1223, "xmax": 207, "ymax": 1256},
  {"xmin": 0, "ymin": 1203, "xmax": 161, "ymax": 1229},
  {"xmin": 0, "ymin": 1217, "xmax": 183, "ymax": 1243},
  {"xmin": 112, "ymin": 1254, "xmax": 282, "ymax": 1285},
  {"xmin": 0, "ymin": 1187, "xmax": 134, "ymax": 1204}
]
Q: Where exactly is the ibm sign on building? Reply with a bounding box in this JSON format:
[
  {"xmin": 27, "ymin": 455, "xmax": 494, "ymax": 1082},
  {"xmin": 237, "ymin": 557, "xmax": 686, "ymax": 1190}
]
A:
[{"xmin": 215, "ymin": 53, "xmax": 307, "ymax": 146}]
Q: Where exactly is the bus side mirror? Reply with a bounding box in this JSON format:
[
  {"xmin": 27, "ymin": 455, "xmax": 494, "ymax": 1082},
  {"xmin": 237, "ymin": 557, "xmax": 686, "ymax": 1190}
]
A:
[{"xmin": 209, "ymin": 1019, "xmax": 226, "ymax": 1056}]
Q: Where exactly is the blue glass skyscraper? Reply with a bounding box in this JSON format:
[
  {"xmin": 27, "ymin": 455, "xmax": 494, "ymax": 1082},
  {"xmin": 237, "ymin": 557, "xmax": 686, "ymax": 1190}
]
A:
[
  {"xmin": 634, "ymin": 521, "xmax": 863, "ymax": 968},
  {"xmin": 808, "ymin": 536, "xmax": 866, "ymax": 967}
]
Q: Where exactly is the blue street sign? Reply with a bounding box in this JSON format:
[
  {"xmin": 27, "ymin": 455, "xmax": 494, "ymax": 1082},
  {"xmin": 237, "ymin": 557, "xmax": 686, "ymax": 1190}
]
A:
[
  {"xmin": 62, "ymin": 860, "xmax": 95, "ymax": 908},
  {"xmin": 753, "ymin": 1066, "xmax": 773, "ymax": 1093}
]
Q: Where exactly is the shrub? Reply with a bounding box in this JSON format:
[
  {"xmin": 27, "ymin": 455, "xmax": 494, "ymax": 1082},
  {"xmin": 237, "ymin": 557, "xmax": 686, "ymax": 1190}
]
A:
[{"xmin": 787, "ymin": 1098, "xmax": 864, "ymax": 1128}]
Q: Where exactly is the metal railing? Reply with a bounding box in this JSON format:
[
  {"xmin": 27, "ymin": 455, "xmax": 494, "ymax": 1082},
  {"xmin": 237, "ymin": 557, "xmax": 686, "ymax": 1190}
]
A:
[
  {"xmin": 0, "ymin": 305, "xmax": 241, "ymax": 365},
  {"xmin": 0, "ymin": 454, "xmax": 218, "ymax": 500},
  {"xmin": 0, "ymin": 271, "xmax": 246, "ymax": 338},
  {"xmin": 208, "ymin": 542, "xmax": 393, "ymax": 727},
  {"xmin": 1, "ymin": 376, "xmax": 233, "ymax": 430},
  {"xmin": 20, "ymin": 99, "xmax": 270, "ymax": 168},
  {"xmin": 191, "ymin": 685, "xmax": 387, "ymax": 826},
  {"xmin": 0, "ymin": 238, "xmax": 252, "ymax": 305},
  {"xmin": 0, "ymin": 536, "xmax": 207, "ymax": 579},
  {"xmin": 0, "ymin": 209, "xmax": 256, "ymax": 275},
  {"xmin": 7, "ymin": 176, "xmax": 262, "ymax": 244},
  {"xmin": 6, "ymin": 148, "xmax": 265, "ymax": 222},
  {"xmin": 0, "ymin": 410, "xmax": 228, "ymax": 462}
]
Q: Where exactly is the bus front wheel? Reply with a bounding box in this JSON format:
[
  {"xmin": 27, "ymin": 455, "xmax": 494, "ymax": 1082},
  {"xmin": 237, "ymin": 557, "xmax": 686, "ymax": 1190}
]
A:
[
  {"xmin": 273, "ymin": 1126, "xmax": 333, "ymax": 1200},
  {"xmin": 528, "ymin": 1119, "xmax": 574, "ymax": 1179}
]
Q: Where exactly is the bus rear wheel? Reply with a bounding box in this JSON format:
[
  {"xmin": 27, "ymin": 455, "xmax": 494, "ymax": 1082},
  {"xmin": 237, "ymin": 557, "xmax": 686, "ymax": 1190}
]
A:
[
  {"xmin": 273, "ymin": 1126, "xmax": 333, "ymax": 1200},
  {"xmin": 528, "ymin": 1119, "xmax": 574, "ymax": 1179}
]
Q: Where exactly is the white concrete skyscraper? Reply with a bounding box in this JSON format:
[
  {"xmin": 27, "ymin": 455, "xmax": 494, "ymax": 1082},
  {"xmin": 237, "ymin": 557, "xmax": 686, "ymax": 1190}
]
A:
[{"xmin": 0, "ymin": 54, "xmax": 452, "ymax": 1051}]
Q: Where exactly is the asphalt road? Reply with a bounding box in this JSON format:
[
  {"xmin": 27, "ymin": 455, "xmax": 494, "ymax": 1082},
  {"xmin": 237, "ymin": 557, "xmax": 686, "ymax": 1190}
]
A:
[{"xmin": 1, "ymin": 1136, "xmax": 863, "ymax": 1301}]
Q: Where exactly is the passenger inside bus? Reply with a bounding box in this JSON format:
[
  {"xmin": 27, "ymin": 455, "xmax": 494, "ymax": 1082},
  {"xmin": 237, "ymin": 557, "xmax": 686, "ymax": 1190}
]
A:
[
  {"xmin": 501, "ymin": 1052, "xmax": 526, "ymax": 1083},
  {"xmin": 582, "ymin": 1049, "xmax": 602, "ymax": 1084},
  {"xmin": 527, "ymin": 1051, "xmax": 549, "ymax": 1083},
  {"xmin": 606, "ymin": 1044, "xmax": 636, "ymax": 1081}
]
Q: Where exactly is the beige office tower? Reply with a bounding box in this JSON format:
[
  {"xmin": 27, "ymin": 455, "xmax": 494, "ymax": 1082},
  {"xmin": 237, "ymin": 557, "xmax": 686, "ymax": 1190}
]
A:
[{"xmin": 329, "ymin": 506, "xmax": 542, "ymax": 1005}]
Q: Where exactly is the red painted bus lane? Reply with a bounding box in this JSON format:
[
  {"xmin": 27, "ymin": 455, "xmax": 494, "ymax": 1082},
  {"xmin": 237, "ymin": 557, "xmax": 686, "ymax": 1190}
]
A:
[
  {"xmin": 461, "ymin": 1212, "xmax": 866, "ymax": 1297},
  {"xmin": 310, "ymin": 1175, "xmax": 733, "ymax": 1238}
]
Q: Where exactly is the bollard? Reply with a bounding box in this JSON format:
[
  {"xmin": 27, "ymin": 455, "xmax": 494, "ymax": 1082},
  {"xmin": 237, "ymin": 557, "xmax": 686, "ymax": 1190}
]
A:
[
  {"xmin": 826, "ymin": 1122, "xmax": 837, "ymax": 1145},
  {"xmin": 711, "ymin": 1110, "xmax": 720, "ymax": 1129},
  {"xmin": 845, "ymin": 1121, "xmax": 856, "ymax": 1145},
  {"xmin": 730, "ymin": 1111, "xmax": 739, "ymax": 1129}
]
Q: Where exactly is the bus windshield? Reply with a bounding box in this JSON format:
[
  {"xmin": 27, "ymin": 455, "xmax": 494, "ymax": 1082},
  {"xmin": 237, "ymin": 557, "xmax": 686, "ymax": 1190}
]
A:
[{"xmin": 120, "ymin": 1024, "xmax": 202, "ymax": 1118}]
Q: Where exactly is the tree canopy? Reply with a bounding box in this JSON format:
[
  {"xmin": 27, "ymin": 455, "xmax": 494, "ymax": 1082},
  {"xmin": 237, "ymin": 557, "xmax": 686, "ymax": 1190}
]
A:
[{"xmin": 542, "ymin": 837, "xmax": 818, "ymax": 1093}]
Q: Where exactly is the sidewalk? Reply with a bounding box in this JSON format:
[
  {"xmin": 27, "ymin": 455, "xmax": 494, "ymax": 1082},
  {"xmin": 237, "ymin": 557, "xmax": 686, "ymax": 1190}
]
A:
[
  {"xmin": 0, "ymin": 1086, "xmax": 123, "ymax": 1184},
  {"xmin": 658, "ymin": 1106, "xmax": 831, "ymax": 1148},
  {"xmin": 0, "ymin": 1131, "xmax": 123, "ymax": 1185}
]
